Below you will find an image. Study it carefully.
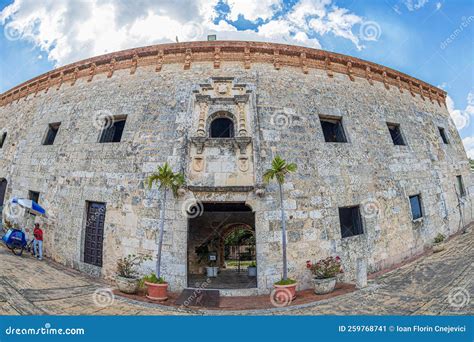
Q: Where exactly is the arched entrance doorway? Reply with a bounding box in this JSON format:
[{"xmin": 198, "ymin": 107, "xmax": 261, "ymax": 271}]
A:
[{"xmin": 187, "ymin": 202, "xmax": 257, "ymax": 289}]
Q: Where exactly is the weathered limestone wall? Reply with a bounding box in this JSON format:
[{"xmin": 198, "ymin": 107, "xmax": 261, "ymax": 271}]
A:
[{"xmin": 0, "ymin": 49, "xmax": 472, "ymax": 294}]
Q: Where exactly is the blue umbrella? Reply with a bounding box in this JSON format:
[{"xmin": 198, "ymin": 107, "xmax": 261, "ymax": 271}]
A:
[{"xmin": 11, "ymin": 198, "xmax": 46, "ymax": 216}]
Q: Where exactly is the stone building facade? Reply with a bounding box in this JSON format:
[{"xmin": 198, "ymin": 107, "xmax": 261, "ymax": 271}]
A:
[{"xmin": 0, "ymin": 41, "xmax": 472, "ymax": 295}]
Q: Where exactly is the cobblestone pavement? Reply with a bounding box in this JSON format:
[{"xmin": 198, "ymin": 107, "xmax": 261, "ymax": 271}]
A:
[{"xmin": 0, "ymin": 227, "xmax": 472, "ymax": 316}]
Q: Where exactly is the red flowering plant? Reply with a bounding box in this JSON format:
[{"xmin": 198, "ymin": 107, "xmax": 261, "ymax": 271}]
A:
[{"xmin": 306, "ymin": 256, "xmax": 343, "ymax": 279}]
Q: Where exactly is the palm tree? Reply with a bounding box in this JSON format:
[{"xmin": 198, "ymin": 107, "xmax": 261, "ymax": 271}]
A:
[
  {"xmin": 147, "ymin": 163, "xmax": 185, "ymax": 279},
  {"xmin": 263, "ymin": 155, "xmax": 297, "ymax": 281}
]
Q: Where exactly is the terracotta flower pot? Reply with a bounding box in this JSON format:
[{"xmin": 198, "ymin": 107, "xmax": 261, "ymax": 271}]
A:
[
  {"xmin": 273, "ymin": 282, "xmax": 297, "ymax": 302},
  {"xmin": 145, "ymin": 281, "xmax": 168, "ymax": 301},
  {"xmin": 313, "ymin": 277, "xmax": 336, "ymax": 295},
  {"xmin": 116, "ymin": 276, "xmax": 140, "ymax": 294}
]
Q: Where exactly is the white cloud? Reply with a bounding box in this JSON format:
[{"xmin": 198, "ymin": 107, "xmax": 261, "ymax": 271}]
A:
[
  {"xmin": 446, "ymin": 91, "xmax": 474, "ymax": 158},
  {"xmin": 446, "ymin": 91, "xmax": 473, "ymax": 131},
  {"xmin": 462, "ymin": 136, "xmax": 474, "ymax": 159},
  {"xmin": 403, "ymin": 0, "xmax": 429, "ymax": 11},
  {"xmin": 226, "ymin": 0, "xmax": 282, "ymax": 22},
  {"xmin": 0, "ymin": 0, "xmax": 375, "ymax": 66}
]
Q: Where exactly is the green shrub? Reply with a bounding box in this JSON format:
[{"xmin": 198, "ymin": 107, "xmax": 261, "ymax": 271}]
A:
[
  {"xmin": 141, "ymin": 273, "xmax": 166, "ymax": 285},
  {"xmin": 116, "ymin": 254, "xmax": 151, "ymax": 279},
  {"xmin": 274, "ymin": 278, "xmax": 297, "ymax": 285},
  {"xmin": 434, "ymin": 233, "xmax": 445, "ymax": 244}
]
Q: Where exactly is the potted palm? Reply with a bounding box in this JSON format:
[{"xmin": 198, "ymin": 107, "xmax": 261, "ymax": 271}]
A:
[
  {"xmin": 307, "ymin": 256, "xmax": 343, "ymax": 294},
  {"xmin": 146, "ymin": 163, "xmax": 185, "ymax": 300},
  {"xmin": 116, "ymin": 254, "xmax": 151, "ymax": 294},
  {"xmin": 247, "ymin": 261, "xmax": 257, "ymax": 277},
  {"xmin": 263, "ymin": 155, "xmax": 298, "ymax": 300},
  {"xmin": 432, "ymin": 233, "xmax": 446, "ymax": 253}
]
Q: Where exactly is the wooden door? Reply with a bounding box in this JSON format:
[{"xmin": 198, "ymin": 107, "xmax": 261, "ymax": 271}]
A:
[{"xmin": 84, "ymin": 202, "xmax": 106, "ymax": 267}]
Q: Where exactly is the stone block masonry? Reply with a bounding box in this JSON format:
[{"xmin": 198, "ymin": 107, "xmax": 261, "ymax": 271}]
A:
[{"xmin": 0, "ymin": 41, "xmax": 472, "ymax": 295}]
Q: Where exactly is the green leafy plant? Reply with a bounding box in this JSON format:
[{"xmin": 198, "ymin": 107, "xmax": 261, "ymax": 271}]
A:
[
  {"xmin": 141, "ymin": 273, "xmax": 166, "ymax": 285},
  {"xmin": 116, "ymin": 254, "xmax": 151, "ymax": 279},
  {"xmin": 248, "ymin": 261, "xmax": 257, "ymax": 268},
  {"xmin": 274, "ymin": 278, "xmax": 297, "ymax": 285},
  {"xmin": 434, "ymin": 233, "xmax": 445, "ymax": 244},
  {"xmin": 307, "ymin": 256, "xmax": 343, "ymax": 279},
  {"xmin": 147, "ymin": 163, "xmax": 185, "ymax": 278},
  {"xmin": 263, "ymin": 155, "xmax": 297, "ymax": 282}
]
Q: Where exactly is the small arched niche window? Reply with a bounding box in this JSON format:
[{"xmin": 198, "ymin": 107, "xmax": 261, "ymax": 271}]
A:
[{"xmin": 210, "ymin": 117, "xmax": 234, "ymax": 138}]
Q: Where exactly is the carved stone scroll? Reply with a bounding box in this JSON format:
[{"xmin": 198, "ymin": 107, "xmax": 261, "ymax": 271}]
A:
[
  {"xmin": 107, "ymin": 58, "xmax": 116, "ymax": 78},
  {"xmin": 130, "ymin": 53, "xmax": 138, "ymax": 75},
  {"xmin": 300, "ymin": 52, "xmax": 308, "ymax": 74},
  {"xmin": 156, "ymin": 50, "xmax": 164, "ymax": 72},
  {"xmin": 56, "ymin": 72, "xmax": 64, "ymax": 90},
  {"xmin": 237, "ymin": 101, "xmax": 248, "ymax": 136},
  {"xmin": 419, "ymin": 84, "xmax": 425, "ymax": 100},
  {"xmin": 87, "ymin": 63, "xmax": 96, "ymax": 82},
  {"xmin": 184, "ymin": 49, "xmax": 192, "ymax": 70},
  {"xmin": 365, "ymin": 66, "xmax": 373, "ymax": 85},
  {"xmin": 196, "ymin": 100, "xmax": 208, "ymax": 137},
  {"xmin": 244, "ymin": 46, "xmax": 251, "ymax": 69},
  {"xmin": 44, "ymin": 76, "xmax": 51, "ymax": 93},
  {"xmin": 70, "ymin": 67, "xmax": 79, "ymax": 86},
  {"xmin": 396, "ymin": 76, "xmax": 403, "ymax": 93},
  {"xmin": 325, "ymin": 57, "xmax": 333, "ymax": 78},
  {"xmin": 346, "ymin": 62, "xmax": 354, "ymax": 81},
  {"xmin": 382, "ymin": 71, "xmax": 389, "ymax": 90},
  {"xmin": 214, "ymin": 47, "xmax": 221, "ymax": 69},
  {"xmin": 273, "ymin": 50, "xmax": 280, "ymax": 70}
]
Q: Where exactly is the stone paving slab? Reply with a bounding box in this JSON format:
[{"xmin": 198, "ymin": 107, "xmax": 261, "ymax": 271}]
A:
[{"xmin": 0, "ymin": 226, "xmax": 472, "ymax": 316}]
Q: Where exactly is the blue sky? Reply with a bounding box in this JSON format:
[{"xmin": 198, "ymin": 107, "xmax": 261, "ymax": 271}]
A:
[{"xmin": 0, "ymin": 0, "xmax": 472, "ymax": 155}]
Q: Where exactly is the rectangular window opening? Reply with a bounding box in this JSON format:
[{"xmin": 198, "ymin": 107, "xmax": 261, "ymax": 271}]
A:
[
  {"xmin": 320, "ymin": 116, "xmax": 347, "ymax": 143},
  {"xmin": 43, "ymin": 122, "xmax": 61, "ymax": 145},
  {"xmin": 456, "ymin": 175, "xmax": 466, "ymax": 197},
  {"xmin": 409, "ymin": 194, "xmax": 423, "ymax": 220},
  {"xmin": 387, "ymin": 123, "xmax": 406, "ymax": 145},
  {"xmin": 0, "ymin": 132, "xmax": 7, "ymax": 149},
  {"xmin": 28, "ymin": 190, "xmax": 40, "ymax": 204},
  {"xmin": 339, "ymin": 205, "xmax": 363, "ymax": 238},
  {"xmin": 438, "ymin": 127, "xmax": 449, "ymax": 144},
  {"xmin": 99, "ymin": 116, "xmax": 126, "ymax": 143}
]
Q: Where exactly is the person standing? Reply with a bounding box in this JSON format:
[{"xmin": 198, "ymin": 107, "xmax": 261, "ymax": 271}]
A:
[{"xmin": 33, "ymin": 223, "xmax": 43, "ymax": 261}]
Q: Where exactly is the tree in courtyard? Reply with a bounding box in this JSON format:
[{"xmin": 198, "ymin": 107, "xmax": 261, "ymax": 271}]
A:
[
  {"xmin": 263, "ymin": 156, "xmax": 297, "ymax": 281},
  {"xmin": 147, "ymin": 163, "xmax": 185, "ymax": 278}
]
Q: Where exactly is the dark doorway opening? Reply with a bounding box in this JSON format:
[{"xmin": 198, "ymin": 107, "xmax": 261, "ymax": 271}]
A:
[{"xmin": 187, "ymin": 202, "xmax": 256, "ymax": 289}]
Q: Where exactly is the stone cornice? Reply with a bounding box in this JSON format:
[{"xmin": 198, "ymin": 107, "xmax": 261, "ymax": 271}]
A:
[{"xmin": 0, "ymin": 40, "xmax": 447, "ymax": 107}]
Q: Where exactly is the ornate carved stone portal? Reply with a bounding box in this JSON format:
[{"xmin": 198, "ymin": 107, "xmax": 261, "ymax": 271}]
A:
[{"xmin": 188, "ymin": 77, "xmax": 254, "ymax": 190}]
